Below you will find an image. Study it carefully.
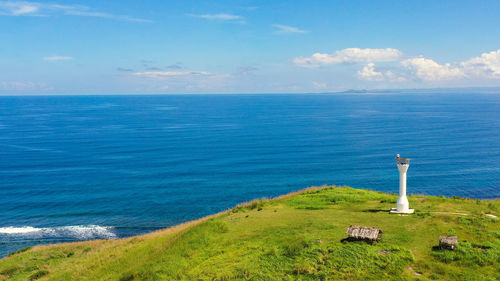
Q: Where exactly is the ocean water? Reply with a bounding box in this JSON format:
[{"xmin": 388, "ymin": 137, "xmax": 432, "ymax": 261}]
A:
[{"xmin": 0, "ymin": 93, "xmax": 499, "ymax": 257}]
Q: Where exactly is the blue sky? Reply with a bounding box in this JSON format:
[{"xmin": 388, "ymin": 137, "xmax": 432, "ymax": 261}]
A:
[{"xmin": 1, "ymin": 0, "xmax": 500, "ymax": 94}]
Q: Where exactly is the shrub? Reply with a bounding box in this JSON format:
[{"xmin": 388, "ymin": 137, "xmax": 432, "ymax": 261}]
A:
[
  {"xmin": 28, "ymin": 270, "xmax": 49, "ymax": 280},
  {"xmin": 118, "ymin": 272, "xmax": 135, "ymax": 281},
  {"xmin": 231, "ymin": 206, "xmax": 242, "ymax": 213},
  {"xmin": 487, "ymin": 202, "xmax": 499, "ymax": 212},
  {"xmin": 212, "ymin": 221, "xmax": 229, "ymax": 233},
  {"xmin": 285, "ymin": 187, "xmax": 390, "ymax": 209},
  {"xmin": 264, "ymin": 247, "xmax": 278, "ymax": 257},
  {"xmin": 248, "ymin": 200, "xmax": 266, "ymax": 210},
  {"xmin": 0, "ymin": 266, "xmax": 21, "ymax": 277},
  {"xmin": 7, "ymin": 246, "xmax": 32, "ymax": 257},
  {"xmin": 322, "ymin": 244, "xmax": 414, "ymax": 279},
  {"xmin": 215, "ymin": 273, "xmax": 232, "ymax": 281},
  {"xmin": 380, "ymin": 198, "xmax": 397, "ymax": 204},
  {"xmin": 232, "ymin": 199, "xmax": 267, "ymax": 212},
  {"xmin": 283, "ymin": 237, "xmax": 310, "ymax": 256},
  {"xmin": 293, "ymin": 259, "xmax": 316, "ymax": 275},
  {"xmin": 432, "ymin": 241, "xmax": 500, "ymax": 266},
  {"xmin": 416, "ymin": 211, "xmax": 431, "ymax": 218},
  {"xmin": 446, "ymin": 228, "xmax": 457, "ymax": 236},
  {"xmin": 457, "ymin": 216, "xmax": 488, "ymax": 228}
]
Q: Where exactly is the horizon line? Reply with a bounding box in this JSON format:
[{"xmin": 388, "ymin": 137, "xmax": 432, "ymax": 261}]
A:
[{"xmin": 1, "ymin": 86, "xmax": 500, "ymax": 97}]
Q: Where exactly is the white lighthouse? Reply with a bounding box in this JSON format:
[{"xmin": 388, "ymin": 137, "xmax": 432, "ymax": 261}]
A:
[{"xmin": 390, "ymin": 154, "xmax": 414, "ymax": 214}]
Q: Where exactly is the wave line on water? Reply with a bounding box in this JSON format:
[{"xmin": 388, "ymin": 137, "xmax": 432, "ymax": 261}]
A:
[{"xmin": 0, "ymin": 225, "xmax": 117, "ymax": 239}]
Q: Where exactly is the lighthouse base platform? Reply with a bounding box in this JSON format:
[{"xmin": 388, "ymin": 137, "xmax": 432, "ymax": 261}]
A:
[{"xmin": 390, "ymin": 208, "xmax": 414, "ymax": 214}]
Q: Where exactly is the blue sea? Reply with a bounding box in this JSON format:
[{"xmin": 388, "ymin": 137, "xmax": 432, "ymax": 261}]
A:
[{"xmin": 1, "ymin": 93, "xmax": 499, "ymax": 257}]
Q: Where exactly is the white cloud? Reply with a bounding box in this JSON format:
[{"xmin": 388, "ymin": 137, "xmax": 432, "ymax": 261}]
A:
[
  {"xmin": 461, "ymin": 49, "xmax": 500, "ymax": 78},
  {"xmin": 299, "ymin": 48, "xmax": 500, "ymax": 85},
  {"xmin": 401, "ymin": 57, "xmax": 465, "ymax": 81},
  {"xmin": 15, "ymin": 4, "xmax": 36, "ymax": 15},
  {"xmin": 0, "ymin": 2, "xmax": 38, "ymax": 15},
  {"xmin": 359, "ymin": 49, "xmax": 500, "ymax": 83},
  {"xmin": 400, "ymin": 49, "xmax": 500, "ymax": 82},
  {"xmin": 1, "ymin": 81, "xmax": 36, "ymax": 90},
  {"xmin": 272, "ymin": 24, "xmax": 306, "ymax": 34},
  {"xmin": 43, "ymin": 56, "xmax": 73, "ymax": 61},
  {"xmin": 312, "ymin": 81, "xmax": 327, "ymax": 89},
  {"xmin": 132, "ymin": 70, "xmax": 232, "ymax": 92},
  {"xmin": 0, "ymin": 1, "xmax": 150, "ymax": 22},
  {"xmin": 0, "ymin": 81, "xmax": 52, "ymax": 91},
  {"xmin": 384, "ymin": 70, "xmax": 407, "ymax": 82},
  {"xmin": 357, "ymin": 63, "xmax": 406, "ymax": 82},
  {"xmin": 237, "ymin": 66, "xmax": 258, "ymax": 76},
  {"xmin": 133, "ymin": 71, "xmax": 212, "ymax": 79},
  {"xmin": 294, "ymin": 48, "xmax": 403, "ymax": 68},
  {"xmin": 357, "ymin": 63, "xmax": 384, "ymax": 81},
  {"xmin": 188, "ymin": 13, "xmax": 242, "ymax": 21},
  {"xmin": 64, "ymin": 10, "xmax": 151, "ymax": 23},
  {"xmin": 0, "ymin": 2, "xmax": 37, "ymax": 15}
]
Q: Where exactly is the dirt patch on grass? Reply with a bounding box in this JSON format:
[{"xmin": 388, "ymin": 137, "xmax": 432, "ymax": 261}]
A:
[
  {"xmin": 408, "ymin": 266, "xmax": 422, "ymax": 276},
  {"xmin": 377, "ymin": 250, "xmax": 392, "ymax": 255}
]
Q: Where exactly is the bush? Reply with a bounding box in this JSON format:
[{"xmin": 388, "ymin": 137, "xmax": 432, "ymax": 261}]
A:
[
  {"xmin": 457, "ymin": 216, "xmax": 488, "ymax": 228},
  {"xmin": 432, "ymin": 241, "xmax": 500, "ymax": 266},
  {"xmin": 118, "ymin": 272, "xmax": 135, "ymax": 281},
  {"xmin": 380, "ymin": 198, "xmax": 397, "ymax": 204},
  {"xmin": 264, "ymin": 247, "xmax": 278, "ymax": 257},
  {"xmin": 0, "ymin": 266, "xmax": 21, "ymax": 277},
  {"xmin": 232, "ymin": 199, "xmax": 267, "ymax": 213},
  {"xmin": 283, "ymin": 237, "xmax": 310, "ymax": 256},
  {"xmin": 487, "ymin": 202, "xmax": 499, "ymax": 212},
  {"xmin": 248, "ymin": 200, "xmax": 266, "ymax": 210},
  {"xmin": 7, "ymin": 246, "xmax": 32, "ymax": 257},
  {"xmin": 416, "ymin": 211, "xmax": 431, "ymax": 218},
  {"xmin": 285, "ymin": 187, "xmax": 391, "ymax": 210},
  {"xmin": 293, "ymin": 259, "xmax": 316, "ymax": 275},
  {"xmin": 28, "ymin": 270, "xmax": 49, "ymax": 280},
  {"xmin": 212, "ymin": 221, "xmax": 229, "ymax": 233},
  {"xmin": 321, "ymin": 244, "xmax": 414, "ymax": 279}
]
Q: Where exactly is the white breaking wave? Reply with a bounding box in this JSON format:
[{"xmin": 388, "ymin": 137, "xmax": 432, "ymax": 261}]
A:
[
  {"xmin": 0, "ymin": 225, "xmax": 116, "ymax": 239},
  {"xmin": 0, "ymin": 226, "xmax": 40, "ymax": 234}
]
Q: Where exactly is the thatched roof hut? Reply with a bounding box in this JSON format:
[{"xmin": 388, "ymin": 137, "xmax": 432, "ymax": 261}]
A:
[
  {"xmin": 345, "ymin": 225, "xmax": 382, "ymax": 242},
  {"xmin": 439, "ymin": 236, "xmax": 458, "ymax": 250}
]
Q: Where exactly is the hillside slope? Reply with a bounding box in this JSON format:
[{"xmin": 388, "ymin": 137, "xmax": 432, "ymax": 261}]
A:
[{"xmin": 1, "ymin": 186, "xmax": 499, "ymax": 281}]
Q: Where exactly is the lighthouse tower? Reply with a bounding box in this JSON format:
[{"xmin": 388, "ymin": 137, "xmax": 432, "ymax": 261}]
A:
[{"xmin": 390, "ymin": 154, "xmax": 414, "ymax": 214}]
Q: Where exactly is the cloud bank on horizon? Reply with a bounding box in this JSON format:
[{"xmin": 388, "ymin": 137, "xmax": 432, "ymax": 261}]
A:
[
  {"xmin": 1, "ymin": 0, "xmax": 500, "ymax": 94},
  {"xmin": 99, "ymin": 48, "xmax": 500, "ymax": 93},
  {"xmin": 294, "ymin": 48, "xmax": 500, "ymax": 83}
]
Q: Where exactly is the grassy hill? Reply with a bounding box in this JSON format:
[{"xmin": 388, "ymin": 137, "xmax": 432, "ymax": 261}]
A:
[{"xmin": 1, "ymin": 186, "xmax": 499, "ymax": 281}]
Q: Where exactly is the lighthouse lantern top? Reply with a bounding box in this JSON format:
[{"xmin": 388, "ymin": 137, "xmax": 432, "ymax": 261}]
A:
[{"xmin": 396, "ymin": 154, "xmax": 411, "ymax": 165}]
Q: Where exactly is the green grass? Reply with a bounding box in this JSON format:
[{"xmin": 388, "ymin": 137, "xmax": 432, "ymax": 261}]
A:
[{"xmin": 1, "ymin": 186, "xmax": 499, "ymax": 281}]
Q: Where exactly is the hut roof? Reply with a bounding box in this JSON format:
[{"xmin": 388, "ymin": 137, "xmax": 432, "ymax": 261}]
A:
[
  {"xmin": 439, "ymin": 236, "xmax": 458, "ymax": 245},
  {"xmin": 346, "ymin": 225, "xmax": 382, "ymax": 240}
]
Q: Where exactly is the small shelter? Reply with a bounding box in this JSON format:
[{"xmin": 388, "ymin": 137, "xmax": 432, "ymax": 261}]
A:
[
  {"xmin": 439, "ymin": 236, "xmax": 458, "ymax": 250},
  {"xmin": 345, "ymin": 225, "xmax": 382, "ymax": 243}
]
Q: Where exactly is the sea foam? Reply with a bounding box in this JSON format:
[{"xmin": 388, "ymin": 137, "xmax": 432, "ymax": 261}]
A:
[
  {"xmin": 0, "ymin": 226, "xmax": 40, "ymax": 234},
  {"xmin": 0, "ymin": 225, "xmax": 116, "ymax": 239}
]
